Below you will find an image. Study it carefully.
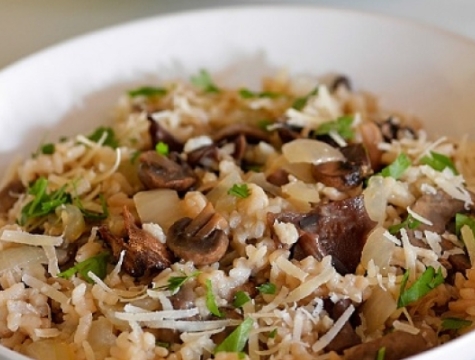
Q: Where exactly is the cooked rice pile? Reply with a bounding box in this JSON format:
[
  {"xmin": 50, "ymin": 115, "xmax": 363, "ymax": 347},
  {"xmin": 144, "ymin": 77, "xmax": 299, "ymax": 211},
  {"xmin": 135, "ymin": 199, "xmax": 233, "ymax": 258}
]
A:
[{"xmin": 0, "ymin": 70, "xmax": 474, "ymax": 360}]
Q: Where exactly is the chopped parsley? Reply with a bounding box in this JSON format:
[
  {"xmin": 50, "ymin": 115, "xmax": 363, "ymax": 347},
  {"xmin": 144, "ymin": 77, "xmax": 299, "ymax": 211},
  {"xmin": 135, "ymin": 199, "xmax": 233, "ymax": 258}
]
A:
[
  {"xmin": 206, "ymin": 279, "xmax": 222, "ymax": 317},
  {"xmin": 214, "ymin": 317, "xmax": 254, "ymax": 354},
  {"xmin": 87, "ymin": 126, "xmax": 119, "ymax": 149},
  {"xmin": 455, "ymin": 213, "xmax": 475, "ymax": 236},
  {"xmin": 441, "ymin": 317, "xmax": 472, "ymax": 331},
  {"xmin": 291, "ymin": 87, "xmax": 318, "ymax": 111},
  {"xmin": 397, "ymin": 266, "xmax": 444, "ymax": 308},
  {"xmin": 420, "ymin": 151, "xmax": 458, "ymax": 174},
  {"xmin": 233, "ymin": 291, "xmax": 251, "ymax": 308},
  {"xmin": 40, "ymin": 143, "xmax": 55, "ymax": 155},
  {"xmin": 228, "ymin": 184, "xmax": 250, "ymax": 199},
  {"xmin": 20, "ymin": 177, "xmax": 71, "ymax": 225},
  {"xmin": 376, "ymin": 346, "xmax": 386, "ymax": 360},
  {"xmin": 155, "ymin": 341, "xmax": 170, "ymax": 349},
  {"xmin": 388, "ymin": 214, "xmax": 421, "ymax": 235},
  {"xmin": 155, "ymin": 141, "xmax": 169, "ymax": 156},
  {"xmin": 57, "ymin": 251, "xmax": 109, "ymax": 283},
  {"xmin": 130, "ymin": 150, "xmax": 141, "ymax": 164},
  {"xmin": 75, "ymin": 194, "xmax": 109, "ymax": 221},
  {"xmin": 381, "ymin": 153, "xmax": 411, "ymax": 179},
  {"xmin": 268, "ymin": 328, "xmax": 277, "ymax": 339},
  {"xmin": 257, "ymin": 282, "xmax": 276, "ymax": 295},
  {"xmin": 257, "ymin": 119, "xmax": 273, "ymax": 131},
  {"xmin": 239, "ymin": 88, "xmax": 280, "ymax": 99},
  {"xmin": 314, "ymin": 116, "xmax": 354, "ymax": 140},
  {"xmin": 158, "ymin": 271, "xmax": 201, "ymax": 295},
  {"xmin": 191, "ymin": 69, "xmax": 220, "ymax": 93},
  {"xmin": 128, "ymin": 86, "xmax": 167, "ymax": 98}
]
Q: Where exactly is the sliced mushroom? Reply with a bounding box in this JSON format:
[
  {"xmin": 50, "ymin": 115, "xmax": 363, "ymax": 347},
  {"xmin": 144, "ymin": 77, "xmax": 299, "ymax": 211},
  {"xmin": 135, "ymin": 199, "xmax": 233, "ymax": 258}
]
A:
[
  {"xmin": 311, "ymin": 144, "xmax": 371, "ymax": 191},
  {"xmin": 271, "ymin": 195, "xmax": 375, "ymax": 274},
  {"xmin": 266, "ymin": 168, "xmax": 290, "ymax": 186},
  {"xmin": 213, "ymin": 123, "xmax": 270, "ymax": 144},
  {"xmin": 379, "ymin": 117, "xmax": 417, "ymax": 142},
  {"xmin": 98, "ymin": 207, "xmax": 173, "ymax": 277},
  {"xmin": 331, "ymin": 75, "xmax": 352, "ymax": 92},
  {"xmin": 325, "ymin": 299, "xmax": 361, "ymax": 353},
  {"xmin": 411, "ymin": 190, "xmax": 465, "ymax": 234},
  {"xmin": 170, "ymin": 282, "xmax": 196, "ymax": 310},
  {"xmin": 343, "ymin": 328, "xmax": 436, "ymax": 360},
  {"xmin": 167, "ymin": 202, "xmax": 229, "ymax": 266},
  {"xmin": 138, "ymin": 151, "xmax": 197, "ymax": 191},
  {"xmin": 187, "ymin": 144, "xmax": 220, "ymax": 169},
  {"xmin": 359, "ymin": 120, "xmax": 383, "ymax": 170},
  {"xmin": 148, "ymin": 116, "xmax": 183, "ymax": 152},
  {"xmin": 0, "ymin": 179, "xmax": 24, "ymax": 214}
]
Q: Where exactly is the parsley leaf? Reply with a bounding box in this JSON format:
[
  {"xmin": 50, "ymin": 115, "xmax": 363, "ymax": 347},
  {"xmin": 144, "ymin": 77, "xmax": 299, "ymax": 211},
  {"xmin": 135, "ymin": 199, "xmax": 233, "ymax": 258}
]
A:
[
  {"xmin": 159, "ymin": 271, "xmax": 201, "ymax": 295},
  {"xmin": 57, "ymin": 251, "xmax": 109, "ymax": 283},
  {"xmin": 314, "ymin": 116, "xmax": 354, "ymax": 140},
  {"xmin": 128, "ymin": 86, "xmax": 167, "ymax": 98},
  {"xmin": 233, "ymin": 291, "xmax": 251, "ymax": 308},
  {"xmin": 75, "ymin": 194, "xmax": 109, "ymax": 221},
  {"xmin": 388, "ymin": 214, "xmax": 421, "ymax": 235},
  {"xmin": 191, "ymin": 69, "xmax": 220, "ymax": 93},
  {"xmin": 40, "ymin": 143, "xmax": 55, "ymax": 155},
  {"xmin": 239, "ymin": 88, "xmax": 280, "ymax": 99},
  {"xmin": 257, "ymin": 119, "xmax": 273, "ymax": 131},
  {"xmin": 20, "ymin": 177, "xmax": 71, "ymax": 225},
  {"xmin": 257, "ymin": 282, "xmax": 276, "ymax": 295},
  {"xmin": 228, "ymin": 184, "xmax": 250, "ymax": 199},
  {"xmin": 155, "ymin": 141, "xmax": 169, "ymax": 156},
  {"xmin": 156, "ymin": 341, "xmax": 170, "ymax": 348},
  {"xmin": 268, "ymin": 329, "xmax": 277, "ymax": 339},
  {"xmin": 455, "ymin": 213, "xmax": 475, "ymax": 236},
  {"xmin": 441, "ymin": 317, "xmax": 472, "ymax": 330},
  {"xmin": 214, "ymin": 317, "xmax": 254, "ymax": 354},
  {"xmin": 292, "ymin": 87, "xmax": 318, "ymax": 111},
  {"xmin": 381, "ymin": 153, "xmax": 411, "ymax": 179},
  {"xmin": 206, "ymin": 279, "xmax": 222, "ymax": 317},
  {"xmin": 420, "ymin": 151, "xmax": 458, "ymax": 174},
  {"xmin": 376, "ymin": 347, "xmax": 386, "ymax": 360},
  {"xmin": 397, "ymin": 266, "xmax": 444, "ymax": 308},
  {"xmin": 88, "ymin": 127, "xmax": 119, "ymax": 149}
]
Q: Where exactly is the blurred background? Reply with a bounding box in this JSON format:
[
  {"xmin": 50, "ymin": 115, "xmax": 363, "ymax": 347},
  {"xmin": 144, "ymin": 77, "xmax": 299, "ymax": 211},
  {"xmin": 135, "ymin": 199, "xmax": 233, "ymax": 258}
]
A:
[{"xmin": 1, "ymin": 0, "xmax": 474, "ymax": 70}]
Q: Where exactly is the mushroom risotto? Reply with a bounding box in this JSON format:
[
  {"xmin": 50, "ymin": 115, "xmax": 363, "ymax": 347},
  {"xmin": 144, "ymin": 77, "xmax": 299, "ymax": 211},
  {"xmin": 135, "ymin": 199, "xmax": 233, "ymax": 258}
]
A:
[{"xmin": 0, "ymin": 70, "xmax": 475, "ymax": 360}]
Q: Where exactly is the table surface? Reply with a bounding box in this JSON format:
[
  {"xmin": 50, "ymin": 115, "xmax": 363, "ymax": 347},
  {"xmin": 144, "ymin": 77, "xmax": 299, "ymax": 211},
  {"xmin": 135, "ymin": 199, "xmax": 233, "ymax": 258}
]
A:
[{"xmin": 2, "ymin": 0, "xmax": 475, "ymax": 70}]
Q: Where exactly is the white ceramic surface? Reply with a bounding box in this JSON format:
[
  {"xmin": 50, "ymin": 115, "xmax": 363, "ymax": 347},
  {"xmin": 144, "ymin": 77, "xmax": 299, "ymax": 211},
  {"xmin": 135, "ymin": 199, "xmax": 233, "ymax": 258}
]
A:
[{"xmin": 0, "ymin": 5, "xmax": 475, "ymax": 360}]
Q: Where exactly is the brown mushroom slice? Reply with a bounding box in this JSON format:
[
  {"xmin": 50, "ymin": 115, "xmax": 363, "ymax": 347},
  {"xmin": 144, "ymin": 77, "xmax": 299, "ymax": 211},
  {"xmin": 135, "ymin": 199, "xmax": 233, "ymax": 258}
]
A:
[
  {"xmin": 138, "ymin": 151, "xmax": 197, "ymax": 191},
  {"xmin": 98, "ymin": 207, "xmax": 173, "ymax": 277},
  {"xmin": 331, "ymin": 75, "xmax": 352, "ymax": 92},
  {"xmin": 325, "ymin": 299, "xmax": 361, "ymax": 353},
  {"xmin": 266, "ymin": 168, "xmax": 290, "ymax": 186},
  {"xmin": 0, "ymin": 179, "xmax": 24, "ymax": 214},
  {"xmin": 411, "ymin": 190, "xmax": 465, "ymax": 234},
  {"xmin": 359, "ymin": 121, "xmax": 383, "ymax": 170},
  {"xmin": 343, "ymin": 329, "xmax": 436, "ymax": 360},
  {"xmin": 187, "ymin": 144, "xmax": 220, "ymax": 169},
  {"xmin": 213, "ymin": 123, "xmax": 270, "ymax": 144},
  {"xmin": 297, "ymin": 195, "xmax": 376, "ymax": 274},
  {"xmin": 148, "ymin": 116, "xmax": 183, "ymax": 152},
  {"xmin": 311, "ymin": 144, "xmax": 371, "ymax": 191},
  {"xmin": 167, "ymin": 202, "xmax": 229, "ymax": 266}
]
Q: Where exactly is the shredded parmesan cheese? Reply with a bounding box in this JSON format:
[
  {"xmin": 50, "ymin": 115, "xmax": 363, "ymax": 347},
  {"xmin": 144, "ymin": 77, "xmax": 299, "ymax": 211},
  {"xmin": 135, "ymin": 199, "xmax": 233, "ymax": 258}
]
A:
[
  {"xmin": 407, "ymin": 206, "xmax": 433, "ymax": 226},
  {"xmin": 312, "ymin": 305, "xmax": 355, "ymax": 352},
  {"xmin": 22, "ymin": 274, "xmax": 69, "ymax": 306},
  {"xmin": 1, "ymin": 230, "xmax": 63, "ymax": 247}
]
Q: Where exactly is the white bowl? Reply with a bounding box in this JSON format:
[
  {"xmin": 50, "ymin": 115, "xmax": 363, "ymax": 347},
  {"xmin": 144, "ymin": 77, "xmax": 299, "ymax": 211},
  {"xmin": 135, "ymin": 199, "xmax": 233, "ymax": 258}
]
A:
[{"xmin": 0, "ymin": 5, "xmax": 474, "ymax": 360}]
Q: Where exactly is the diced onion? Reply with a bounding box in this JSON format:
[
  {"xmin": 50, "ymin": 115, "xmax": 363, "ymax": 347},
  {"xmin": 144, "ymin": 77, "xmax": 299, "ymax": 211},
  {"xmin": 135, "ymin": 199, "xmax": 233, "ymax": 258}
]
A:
[
  {"xmin": 0, "ymin": 246, "xmax": 47, "ymax": 274},
  {"xmin": 133, "ymin": 189, "xmax": 184, "ymax": 230},
  {"xmin": 363, "ymin": 176, "xmax": 388, "ymax": 224},
  {"xmin": 282, "ymin": 139, "xmax": 344, "ymax": 165},
  {"xmin": 0, "ymin": 230, "xmax": 63, "ymax": 247},
  {"xmin": 461, "ymin": 225, "xmax": 475, "ymax": 266},
  {"xmin": 361, "ymin": 227, "xmax": 395, "ymax": 275},
  {"xmin": 360, "ymin": 286, "xmax": 397, "ymax": 333}
]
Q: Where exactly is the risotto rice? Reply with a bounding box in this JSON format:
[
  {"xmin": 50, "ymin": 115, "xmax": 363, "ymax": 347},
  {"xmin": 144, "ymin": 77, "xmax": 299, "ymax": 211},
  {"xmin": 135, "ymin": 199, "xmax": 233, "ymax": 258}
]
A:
[{"xmin": 0, "ymin": 69, "xmax": 474, "ymax": 360}]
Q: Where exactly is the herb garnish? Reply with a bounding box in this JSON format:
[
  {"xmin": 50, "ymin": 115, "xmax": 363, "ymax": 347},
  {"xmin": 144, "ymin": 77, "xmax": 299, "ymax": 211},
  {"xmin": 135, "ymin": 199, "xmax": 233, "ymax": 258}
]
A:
[
  {"xmin": 233, "ymin": 291, "xmax": 251, "ymax": 308},
  {"xmin": 314, "ymin": 116, "xmax": 354, "ymax": 140},
  {"xmin": 397, "ymin": 266, "xmax": 444, "ymax": 308},
  {"xmin": 214, "ymin": 317, "xmax": 254, "ymax": 354},
  {"xmin": 206, "ymin": 279, "xmax": 222, "ymax": 317},
  {"xmin": 40, "ymin": 143, "xmax": 55, "ymax": 155},
  {"xmin": 155, "ymin": 141, "xmax": 169, "ymax": 156},
  {"xmin": 257, "ymin": 119, "xmax": 273, "ymax": 131},
  {"xmin": 441, "ymin": 317, "xmax": 472, "ymax": 331},
  {"xmin": 376, "ymin": 346, "xmax": 386, "ymax": 360},
  {"xmin": 87, "ymin": 126, "xmax": 119, "ymax": 149},
  {"xmin": 20, "ymin": 177, "xmax": 71, "ymax": 225},
  {"xmin": 228, "ymin": 184, "xmax": 250, "ymax": 199},
  {"xmin": 239, "ymin": 88, "xmax": 280, "ymax": 99},
  {"xmin": 268, "ymin": 329, "xmax": 277, "ymax": 339},
  {"xmin": 75, "ymin": 194, "xmax": 109, "ymax": 221},
  {"xmin": 388, "ymin": 214, "xmax": 421, "ymax": 235},
  {"xmin": 420, "ymin": 151, "xmax": 458, "ymax": 174},
  {"xmin": 455, "ymin": 213, "xmax": 475, "ymax": 236},
  {"xmin": 381, "ymin": 153, "xmax": 411, "ymax": 179},
  {"xmin": 291, "ymin": 87, "xmax": 318, "ymax": 111},
  {"xmin": 257, "ymin": 282, "xmax": 277, "ymax": 295},
  {"xmin": 128, "ymin": 86, "xmax": 167, "ymax": 98},
  {"xmin": 158, "ymin": 271, "xmax": 201, "ymax": 295},
  {"xmin": 191, "ymin": 69, "xmax": 220, "ymax": 93},
  {"xmin": 57, "ymin": 251, "xmax": 109, "ymax": 283}
]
